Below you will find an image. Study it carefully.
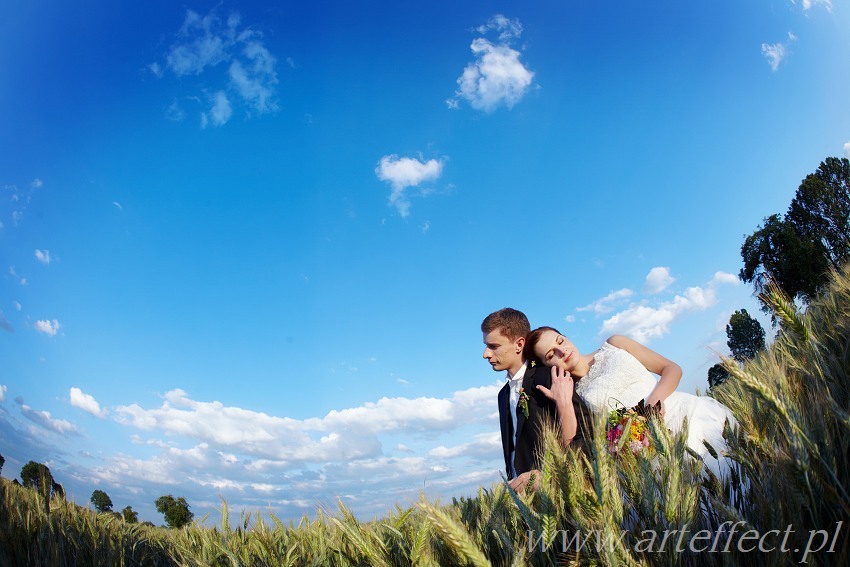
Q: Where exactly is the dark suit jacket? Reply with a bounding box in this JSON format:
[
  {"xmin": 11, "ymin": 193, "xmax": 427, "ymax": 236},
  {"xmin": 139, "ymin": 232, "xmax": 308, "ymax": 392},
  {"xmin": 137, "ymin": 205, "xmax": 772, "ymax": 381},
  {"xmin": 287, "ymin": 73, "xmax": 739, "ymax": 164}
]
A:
[{"xmin": 498, "ymin": 361, "xmax": 593, "ymax": 479}]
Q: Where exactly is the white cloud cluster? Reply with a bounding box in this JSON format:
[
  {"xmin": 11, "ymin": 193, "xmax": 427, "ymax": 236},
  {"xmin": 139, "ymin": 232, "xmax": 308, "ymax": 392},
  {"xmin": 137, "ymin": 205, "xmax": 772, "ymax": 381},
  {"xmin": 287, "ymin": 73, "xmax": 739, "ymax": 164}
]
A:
[
  {"xmin": 160, "ymin": 8, "xmax": 279, "ymax": 128},
  {"xmin": 843, "ymin": 141, "xmax": 850, "ymax": 159},
  {"xmin": 597, "ymin": 271, "xmax": 739, "ymax": 343},
  {"xmin": 0, "ymin": 384, "xmax": 6, "ymax": 402},
  {"xmin": 375, "ymin": 155, "xmax": 445, "ymax": 217},
  {"xmin": 34, "ymin": 319, "xmax": 60, "ymax": 337},
  {"xmin": 761, "ymin": 32, "xmax": 796, "ymax": 72},
  {"xmin": 35, "ymin": 249, "xmax": 51, "ymax": 264},
  {"xmin": 448, "ymin": 15, "xmax": 534, "ymax": 112},
  {"xmin": 70, "ymin": 387, "xmax": 108, "ymax": 418},
  {"xmin": 79, "ymin": 382, "xmax": 504, "ymax": 520}
]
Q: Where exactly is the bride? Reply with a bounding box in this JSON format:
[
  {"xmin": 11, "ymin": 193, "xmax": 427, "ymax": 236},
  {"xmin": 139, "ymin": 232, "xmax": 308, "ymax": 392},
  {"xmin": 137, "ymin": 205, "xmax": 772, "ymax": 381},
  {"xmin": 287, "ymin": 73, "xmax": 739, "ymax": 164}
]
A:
[{"xmin": 524, "ymin": 327, "xmax": 735, "ymax": 478}]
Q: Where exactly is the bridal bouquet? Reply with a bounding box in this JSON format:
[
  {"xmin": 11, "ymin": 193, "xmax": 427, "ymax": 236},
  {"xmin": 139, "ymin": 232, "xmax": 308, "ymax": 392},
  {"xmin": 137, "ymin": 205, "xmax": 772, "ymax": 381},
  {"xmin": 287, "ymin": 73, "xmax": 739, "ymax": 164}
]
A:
[{"xmin": 606, "ymin": 406, "xmax": 651, "ymax": 455}]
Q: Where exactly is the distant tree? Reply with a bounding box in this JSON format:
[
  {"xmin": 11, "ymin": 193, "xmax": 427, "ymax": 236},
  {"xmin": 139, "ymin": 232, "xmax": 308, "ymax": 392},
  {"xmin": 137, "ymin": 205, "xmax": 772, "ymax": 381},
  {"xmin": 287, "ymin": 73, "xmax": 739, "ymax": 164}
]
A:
[
  {"xmin": 155, "ymin": 494, "xmax": 194, "ymax": 529},
  {"xmin": 20, "ymin": 461, "xmax": 53, "ymax": 492},
  {"xmin": 727, "ymin": 309, "xmax": 767, "ymax": 363},
  {"xmin": 741, "ymin": 157, "xmax": 850, "ymax": 311},
  {"xmin": 20, "ymin": 461, "xmax": 55, "ymax": 515},
  {"xmin": 121, "ymin": 505, "xmax": 139, "ymax": 524},
  {"xmin": 708, "ymin": 363, "xmax": 730, "ymax": 389},
  {"xmin": 90, "ymin": 489, "xmax": 114, "ymax": 513},
  {"xmin": 52, "ymin": 482, "xmax": 65, "ymax": 500},
  {"xmin": 0, "ymin": 453, "xmax": 4, "ymax": 476}
]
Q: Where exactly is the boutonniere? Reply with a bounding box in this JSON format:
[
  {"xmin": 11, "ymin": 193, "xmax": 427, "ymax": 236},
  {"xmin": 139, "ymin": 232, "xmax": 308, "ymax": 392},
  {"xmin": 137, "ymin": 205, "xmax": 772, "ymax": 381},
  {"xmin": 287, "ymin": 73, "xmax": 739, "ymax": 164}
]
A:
[
  {"xmin": 530, "ymin": 360, "xmax": 536, "ymax": 368},
  {"xmin": 518, "ymin": 388, "xmax": 530, "ymax": 418}
]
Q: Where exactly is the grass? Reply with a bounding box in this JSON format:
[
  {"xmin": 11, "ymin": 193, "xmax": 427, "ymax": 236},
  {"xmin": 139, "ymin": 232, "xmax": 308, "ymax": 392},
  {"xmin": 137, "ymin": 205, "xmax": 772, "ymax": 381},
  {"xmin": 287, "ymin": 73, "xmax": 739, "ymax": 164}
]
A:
[{"xmin": 2, "ymin": 265, "xmax": 850, "ymax": 565}]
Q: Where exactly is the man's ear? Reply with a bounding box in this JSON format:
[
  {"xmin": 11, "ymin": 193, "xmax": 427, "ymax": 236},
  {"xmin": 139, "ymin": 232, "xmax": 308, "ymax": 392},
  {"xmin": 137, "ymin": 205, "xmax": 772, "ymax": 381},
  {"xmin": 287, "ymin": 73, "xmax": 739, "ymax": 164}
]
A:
[{"xmin": 515, "ymin": 336, "xmax": 526, "ymax": 353}]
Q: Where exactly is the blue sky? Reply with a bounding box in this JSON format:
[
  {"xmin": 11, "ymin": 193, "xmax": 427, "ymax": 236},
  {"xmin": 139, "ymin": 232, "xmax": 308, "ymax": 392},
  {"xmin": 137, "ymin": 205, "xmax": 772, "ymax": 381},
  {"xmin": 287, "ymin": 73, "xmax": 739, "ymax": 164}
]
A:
[{"xmin": 1, "ymin": 0, "xmax": 849, "ymax": 524}]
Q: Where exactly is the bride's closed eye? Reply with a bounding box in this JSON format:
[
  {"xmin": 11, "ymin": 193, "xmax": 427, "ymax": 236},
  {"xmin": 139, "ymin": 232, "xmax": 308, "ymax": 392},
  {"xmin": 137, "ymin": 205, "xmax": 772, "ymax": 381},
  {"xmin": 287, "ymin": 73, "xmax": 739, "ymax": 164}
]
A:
[{"xmin": 556, "ymin": 335, "xmax": 565, "ymax": 345}]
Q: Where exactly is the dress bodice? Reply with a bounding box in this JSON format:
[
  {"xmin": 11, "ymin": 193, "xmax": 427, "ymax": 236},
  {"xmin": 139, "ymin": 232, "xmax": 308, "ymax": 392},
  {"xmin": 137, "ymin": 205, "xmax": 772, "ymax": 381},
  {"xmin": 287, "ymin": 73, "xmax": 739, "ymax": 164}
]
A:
[{"xmin": 575, "ymin": 342, "xmax": 657, "ymax": 414}]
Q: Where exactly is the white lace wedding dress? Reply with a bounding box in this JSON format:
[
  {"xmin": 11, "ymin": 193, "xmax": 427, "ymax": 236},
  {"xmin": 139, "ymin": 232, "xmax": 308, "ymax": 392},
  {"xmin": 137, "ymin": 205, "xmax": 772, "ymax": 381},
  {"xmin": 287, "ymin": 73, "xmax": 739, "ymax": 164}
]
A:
[{"xmin": 575, "ymin": 342, "xmax": 735, "ymax": 478}]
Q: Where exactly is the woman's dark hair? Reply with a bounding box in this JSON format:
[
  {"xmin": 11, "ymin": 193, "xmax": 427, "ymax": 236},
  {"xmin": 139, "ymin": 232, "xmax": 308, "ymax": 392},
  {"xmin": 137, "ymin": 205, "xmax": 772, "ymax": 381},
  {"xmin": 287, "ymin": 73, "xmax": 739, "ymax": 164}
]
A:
[{"xmin": 523, "ymin": 326, "xmax": 560, "ymax": 364}]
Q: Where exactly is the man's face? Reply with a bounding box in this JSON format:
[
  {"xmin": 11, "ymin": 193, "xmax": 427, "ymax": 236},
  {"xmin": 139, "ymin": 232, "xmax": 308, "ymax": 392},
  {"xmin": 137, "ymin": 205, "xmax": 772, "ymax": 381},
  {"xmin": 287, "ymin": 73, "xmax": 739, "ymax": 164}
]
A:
[{"xmin": 482, "ymin": 328, "xmax": 523, "ymax": 373}]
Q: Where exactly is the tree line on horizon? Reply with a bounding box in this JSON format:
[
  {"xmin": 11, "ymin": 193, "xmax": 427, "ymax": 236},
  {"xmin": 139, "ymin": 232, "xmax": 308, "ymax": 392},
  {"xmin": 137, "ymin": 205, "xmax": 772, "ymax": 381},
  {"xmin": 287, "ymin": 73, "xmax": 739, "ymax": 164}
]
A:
[{"xmin": 0, "ymin": 454, "xmax": 193, "ymax": 529}]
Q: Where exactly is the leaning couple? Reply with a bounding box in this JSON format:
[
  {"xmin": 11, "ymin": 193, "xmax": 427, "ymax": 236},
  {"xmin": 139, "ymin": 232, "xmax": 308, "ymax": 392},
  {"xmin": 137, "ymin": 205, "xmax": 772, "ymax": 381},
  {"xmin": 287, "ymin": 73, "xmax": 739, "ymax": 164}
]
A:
[{"xmin": 481, "ymin": 307, "xmax": 735, "ymax": 493}]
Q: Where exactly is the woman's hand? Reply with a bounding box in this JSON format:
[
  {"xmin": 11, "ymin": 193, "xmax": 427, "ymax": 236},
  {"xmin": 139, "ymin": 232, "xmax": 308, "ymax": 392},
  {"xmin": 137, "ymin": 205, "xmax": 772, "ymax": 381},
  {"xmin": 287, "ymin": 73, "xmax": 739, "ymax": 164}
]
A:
[{"xmin": 537, "ymin": 365, "xmax": 574, "ymax": 407}]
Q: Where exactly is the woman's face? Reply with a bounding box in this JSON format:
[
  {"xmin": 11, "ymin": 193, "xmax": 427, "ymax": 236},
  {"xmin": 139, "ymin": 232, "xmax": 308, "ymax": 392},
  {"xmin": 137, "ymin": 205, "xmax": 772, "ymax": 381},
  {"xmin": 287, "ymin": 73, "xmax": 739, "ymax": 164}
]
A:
[{"xmin": 534, "ymin": 329, "xmax": 579, "ymax": 371}]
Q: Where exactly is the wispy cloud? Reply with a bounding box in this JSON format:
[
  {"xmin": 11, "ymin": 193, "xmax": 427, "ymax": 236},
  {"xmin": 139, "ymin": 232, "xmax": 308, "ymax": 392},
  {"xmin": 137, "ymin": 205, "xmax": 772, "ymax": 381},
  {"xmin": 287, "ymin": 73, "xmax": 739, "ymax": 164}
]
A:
[
  {"xmin": 375, "ymin": 155, "xmax": 445, "ymax": 217},
  {"xmin": 34, "ymin": 319, "xmax": 60, "ymax": 337},
  {"xmin": 761, "ymin": 32, "xmax": 797, "ymax": 72},
  {"xmin": 843, "ymin": 141, "xmax": 850, "ymax": 159},
  {"xmin": 34, "ymin": 249, "xmax": 51, "ymax": 264},
  {"xmin": 448, "ymin": 15, "xmax": 534, "ymax": 112},
  {"xmin": 156, "ymin": 8, "xmax": 279, "ymax": 127},
  {"xmin": 577, "ymin": 288, "xmax": 633, "ymax": 315},
  {"xmin": 70, "ymin": 387, "xmax": 108, "ymax": 418},
  {"xmin": 643, "ymin": 267, "xmax": 675, "ymax": 294},
  {"xmin": 0, "ymin": 385, "xmax": 6, "ymax": 402}
]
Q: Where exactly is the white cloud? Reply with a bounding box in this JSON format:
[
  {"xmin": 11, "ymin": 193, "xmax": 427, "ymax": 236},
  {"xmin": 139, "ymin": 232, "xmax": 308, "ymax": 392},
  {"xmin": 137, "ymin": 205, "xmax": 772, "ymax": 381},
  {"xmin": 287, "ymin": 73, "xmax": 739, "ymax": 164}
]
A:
[
  {"xmin": 589, "ymin": 268, "xmax": 741, "ymax": 343},
  {"xmin": 843, "ymin": 141, "xmax": 850, "ymax": 159},
  {"xmin": 711, "ymin": 271, "xmax": 740, "ymax": 286},
  {"xmin": 70, "ymin": 387, "xmax": 107, "ymax": 418},
  {"xmin": 0, "ymin": 384, "xmax": 6, "ymax": 402},
  {"xmin": 429, "ymin": 432, "xmax": 501, "ymax": 459},
  {"xmin": 577, "ymin": 288, "xmax": 634, "ymax": 315},
  {"xmin": 159, "ymin": 8, "xmax": 279, "ymax": 127},
  {"xmin": 761, "ymin": 32, "xmax": 796, "ymax": 72},
  {"xmin": 475, "ymin": 14, "xmax": 523, "ymax": 41},
  {"xmin": 34, "ymin": 249, "xmax": 51, "ymax": 264},
  {"xmin": 375, "ymin": 155, "xmax": 445, "ymax": 217},
  {"xmin": 202, "ymin": 91, "xmax": 232, "ymax": 128},
  {"xmin": 450, "ymin": 38, "xmax": 534, "ymax": 112},
  {"xmin": 800, "ymin": 0, "xmax": 832, "ymax": 12},
  {"xmin": 31, "ymin": 178, "xmax": 43, "ymax": 189},
  {"xmin": 228, "ymin": 40, "xmax": 279, "ymax": 113},
  {"xmin": 112, "ymin": 201, "xmax": 123, "ymax": 211},
  {"xmin": 564, "ymin": 315, "xmax": 576, "ymax": 323},
  {"xmin": 34, "ymin": 319, "xmax": 60, "ymax": 337},
  {"xmin": 20, "ymin": 403, "xmax": 78, "ymax": 435},
  {"xmin": 12, "ymin": 301, "xmax": 21, "ymax": 311},
  {"xmin": 113, "ymin": 384, "xmax": 499, "ymax": 466},
  {"xmin": 643, "ymin": 267, "xmax": 674, "ymax": 294},
  {"xmin": 600, "ymin": 286, "xmax": 718, "ymax": 343}
]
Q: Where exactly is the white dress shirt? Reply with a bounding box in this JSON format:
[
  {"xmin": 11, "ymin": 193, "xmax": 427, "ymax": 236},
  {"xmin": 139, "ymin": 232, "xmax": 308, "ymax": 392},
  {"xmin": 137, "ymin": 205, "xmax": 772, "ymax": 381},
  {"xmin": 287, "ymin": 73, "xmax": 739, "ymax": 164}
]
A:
[{"xmin": 507, "ymin": 361, "xmax": 528, "ymax": 478}]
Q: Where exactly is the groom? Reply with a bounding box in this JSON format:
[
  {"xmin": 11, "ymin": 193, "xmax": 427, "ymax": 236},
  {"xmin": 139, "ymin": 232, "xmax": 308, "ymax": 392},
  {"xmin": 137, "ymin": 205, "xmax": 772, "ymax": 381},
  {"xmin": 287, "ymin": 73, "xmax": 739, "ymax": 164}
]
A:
[{"xmin": 481, "ymin": 308, "xmax": 591, "ymax": 491}]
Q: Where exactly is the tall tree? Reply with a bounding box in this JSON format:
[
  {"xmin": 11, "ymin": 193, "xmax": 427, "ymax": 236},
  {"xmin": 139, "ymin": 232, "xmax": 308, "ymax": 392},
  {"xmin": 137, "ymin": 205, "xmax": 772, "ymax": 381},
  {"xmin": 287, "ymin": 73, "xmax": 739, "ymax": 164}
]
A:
[
  {"xmin": 90, "ymin": 489, "xmax": 114, "ymax": 513},
  {"xmin": 121, "ymin": 505, "xmax": 139, "ymax": 523},
  {"xmin": 155, "ymin": 494, "xmax": 194, "ymax": 529},
  {"xmin": 740, "ymin": 157, "xmax": 850, "ymax": 311},
  {"xmin": 727, "ymin": 309, "xmax": 767, "ymax": 363},
  {"xmin": 787, "ymin": 157, "xmax": 850, "ymax": 269}
]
